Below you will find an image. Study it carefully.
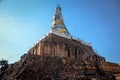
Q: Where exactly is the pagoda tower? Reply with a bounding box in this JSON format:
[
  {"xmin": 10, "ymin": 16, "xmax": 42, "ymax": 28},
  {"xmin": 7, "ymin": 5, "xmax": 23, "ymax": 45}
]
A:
[
  {"xmin": 50, "ymin": 5, "xmax": 72, "ymax": 39},
  {"xmin": 1, "ymin": 5, "xmax": 120, "ymax": 80}
]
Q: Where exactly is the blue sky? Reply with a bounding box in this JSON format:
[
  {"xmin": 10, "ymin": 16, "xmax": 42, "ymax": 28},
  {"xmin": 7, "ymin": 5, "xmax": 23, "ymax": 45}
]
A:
[{"xmin": 0, "ymin": 0, "xmax": 120, "ymax": 64}]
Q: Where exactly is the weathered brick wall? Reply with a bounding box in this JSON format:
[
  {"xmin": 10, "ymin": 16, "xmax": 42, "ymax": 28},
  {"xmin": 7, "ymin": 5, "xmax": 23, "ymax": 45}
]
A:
[
  {"xmin": 1, "ymin": 33, "xmax": 120, "ymax": 80},
  {"xmin": 28, "ymin": 33, "xmax": 105, "ymax": 63},
  {"xmin": 101, "ymin": 62, "xmax": 120, "ymax": 73}
]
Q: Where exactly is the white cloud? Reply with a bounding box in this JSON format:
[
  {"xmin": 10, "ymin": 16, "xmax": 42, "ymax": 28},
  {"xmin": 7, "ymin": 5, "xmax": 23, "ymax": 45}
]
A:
[
  {"xmin": 0, "ymin": 14, "xmax": 35, "ymax": 43},
  {"xmin": 0, "ymin": 13, "xmax": 46, "ymax": 63}
]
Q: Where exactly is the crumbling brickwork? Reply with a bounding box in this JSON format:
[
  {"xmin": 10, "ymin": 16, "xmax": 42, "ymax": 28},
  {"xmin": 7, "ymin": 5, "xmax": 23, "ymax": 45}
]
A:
[{"xmin": 28, "ymin": 33, "xmax": 105, "ymax": 63}]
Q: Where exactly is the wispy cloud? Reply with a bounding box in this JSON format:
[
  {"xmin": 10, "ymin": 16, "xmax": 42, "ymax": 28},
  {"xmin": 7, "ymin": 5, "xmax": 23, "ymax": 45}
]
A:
[{"xmin": 0, "ymin": 14, "xmax": 43, "ymax": 63}]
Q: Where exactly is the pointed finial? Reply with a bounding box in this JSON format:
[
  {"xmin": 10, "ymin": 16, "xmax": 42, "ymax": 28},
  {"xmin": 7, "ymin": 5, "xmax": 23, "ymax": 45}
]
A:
[
  {"xmin": 57, "ymin": 3, "xmax": 60, "ymax": 7},
  {"xmin": 50, "ymin": 5, "xmax": 72, "ymax": 39}
]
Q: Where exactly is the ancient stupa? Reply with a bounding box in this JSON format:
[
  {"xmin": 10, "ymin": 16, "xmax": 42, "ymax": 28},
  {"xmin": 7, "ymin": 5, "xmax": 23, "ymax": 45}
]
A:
[{"xmin": 0, "ymin": 6, "xmax": 120, "ymax": 80}]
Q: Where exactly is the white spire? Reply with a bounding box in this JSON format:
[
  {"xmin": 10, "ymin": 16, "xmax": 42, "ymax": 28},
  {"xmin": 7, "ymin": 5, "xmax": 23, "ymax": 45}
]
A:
[{"xmin": 50, "ymin": 5, "xmax": 72, "ymax": 39}]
